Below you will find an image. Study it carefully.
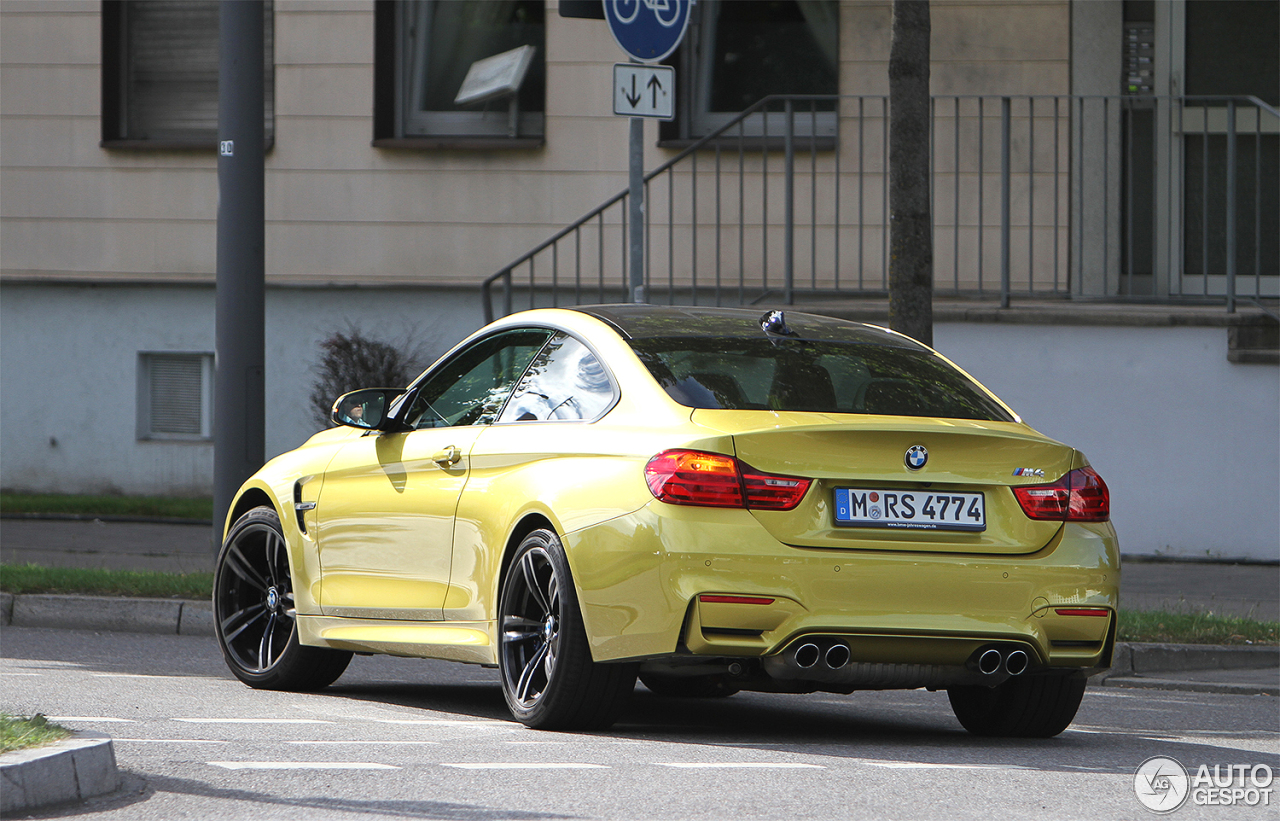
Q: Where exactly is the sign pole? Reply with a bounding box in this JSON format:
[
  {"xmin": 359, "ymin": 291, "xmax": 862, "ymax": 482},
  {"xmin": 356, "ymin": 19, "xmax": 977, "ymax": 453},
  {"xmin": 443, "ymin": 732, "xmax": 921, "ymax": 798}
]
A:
[
  {"xmin": 629, "ymin": 115, "xmax": 645, "ymax": 303},
  {"xmin": 604, "ymin": 0, "xmax": 690, "ymax": 305}
]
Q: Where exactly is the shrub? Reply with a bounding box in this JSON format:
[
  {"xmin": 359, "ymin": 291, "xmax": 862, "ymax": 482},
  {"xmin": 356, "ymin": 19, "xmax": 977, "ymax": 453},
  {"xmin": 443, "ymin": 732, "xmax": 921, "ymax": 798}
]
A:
[{"xmin": 309, "ymin": 327, "xmax": 427, "ymax": 430}]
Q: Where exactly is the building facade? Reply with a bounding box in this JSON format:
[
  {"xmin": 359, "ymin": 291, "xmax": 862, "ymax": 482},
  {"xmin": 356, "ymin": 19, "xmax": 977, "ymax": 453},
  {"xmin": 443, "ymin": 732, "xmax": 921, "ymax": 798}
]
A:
[{"xmin": 1, "ymin": 0, "xmax": 1277, "ymax": 558}]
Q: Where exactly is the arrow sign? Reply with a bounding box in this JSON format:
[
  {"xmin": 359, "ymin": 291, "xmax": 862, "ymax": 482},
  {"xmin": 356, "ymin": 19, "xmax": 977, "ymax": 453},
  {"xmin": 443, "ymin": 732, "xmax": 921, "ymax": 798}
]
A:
[{"xmin": 613, "ymin": 64, "xmax": 674, "ymax": 119}]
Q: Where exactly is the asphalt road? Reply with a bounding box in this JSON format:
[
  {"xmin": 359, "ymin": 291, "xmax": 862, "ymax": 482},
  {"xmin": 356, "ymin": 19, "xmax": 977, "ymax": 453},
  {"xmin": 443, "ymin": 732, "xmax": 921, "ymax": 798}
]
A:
[{"xmin": 3, "ymin": 628, "xmax": 1277, "ymax": 820}]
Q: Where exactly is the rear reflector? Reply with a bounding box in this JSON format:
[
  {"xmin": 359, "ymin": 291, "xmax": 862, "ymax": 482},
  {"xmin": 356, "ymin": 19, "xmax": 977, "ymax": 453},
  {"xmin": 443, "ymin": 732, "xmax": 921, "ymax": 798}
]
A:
[
  {"xmin": 1013, "ymin": 467, "xmax": 1110, "ymax": 522},
  {"xmin": 1054, "ymin": 608, "xmax": 1111, "ymax": 617},
  {"xmin": 645, "ymin": 449, "xmax": 811, "ymax": 511},
  {"xmin": 699, "ymin": 595, "xmax": 776, "ymax": 605}
]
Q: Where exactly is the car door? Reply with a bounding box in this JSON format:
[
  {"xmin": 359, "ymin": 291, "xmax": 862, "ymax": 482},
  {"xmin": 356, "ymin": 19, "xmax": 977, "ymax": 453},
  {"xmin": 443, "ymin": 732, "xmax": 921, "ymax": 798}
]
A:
[
  {"xmin": 447, "ymin": 332, "xmax": 622, "ymax": 621},
  {"xmin": 314, "ymin": 328, "xmax": 552, "ymax": 620}
]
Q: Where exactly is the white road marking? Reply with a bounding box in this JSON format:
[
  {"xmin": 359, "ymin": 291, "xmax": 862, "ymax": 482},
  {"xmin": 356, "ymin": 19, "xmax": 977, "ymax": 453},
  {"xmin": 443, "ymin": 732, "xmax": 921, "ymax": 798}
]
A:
[
  {"xmin": 175, "ymin": 718, "xmax": 332, "ymax": 724},
  {"xmin": 287, "ymin": 740, "xmax": 441, "ymax": 746},
  {"xmin": 115, "ymin": 739, "xmax": 230, "ymax": 744},
  {"xmin": 656, "ymin": 763, "xmax": 825, "ymax": 769},
  {"xmin": 46, "ymin": 717, "xmax": 135, "ymax": 723},
  {"xmin": 209, "ymin": 762, "xmax": 399, "ymax": 770},
  {"xmin": 369, "ymin": 719, "xmax": 513, "ymax": 726},
  {"xmin": 442, "ymin": 763, "xmax": 609, "ymax": 770},
  {"xmin": 860, "ymin": 762, "xmax": 1022, "ymax": 770},
  {"xmin": 0, "ymin": 672, "xmax": 41, "ymax": 676}
]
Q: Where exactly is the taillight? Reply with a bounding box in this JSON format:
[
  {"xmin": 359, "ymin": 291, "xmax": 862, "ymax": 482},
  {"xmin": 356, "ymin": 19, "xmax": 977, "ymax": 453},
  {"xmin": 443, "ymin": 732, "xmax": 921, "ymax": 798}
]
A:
[
  {"xmin": 644, "ymin": 450, "xmax": 742, "ymax": 507},
  {"xmin": 1013, "ymin": 467, "xmax": 1110, "ymax": 522},
  {"xmin": 644, "ymin": 449, "xmax": 811, "ymax": 511}
]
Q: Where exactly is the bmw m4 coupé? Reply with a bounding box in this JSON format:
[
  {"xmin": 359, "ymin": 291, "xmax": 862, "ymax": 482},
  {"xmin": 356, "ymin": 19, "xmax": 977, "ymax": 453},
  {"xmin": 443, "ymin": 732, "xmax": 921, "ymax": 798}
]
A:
[{"xmin": 214, "ymin": 305, "xmax": 1118, "ymax": 735}]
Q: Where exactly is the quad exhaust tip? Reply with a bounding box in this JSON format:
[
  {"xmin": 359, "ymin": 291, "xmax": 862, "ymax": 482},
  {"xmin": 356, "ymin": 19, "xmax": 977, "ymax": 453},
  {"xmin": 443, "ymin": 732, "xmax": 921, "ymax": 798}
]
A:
[
  {"xmin": 973, "ymin": 646, "xmax": 1030, "ymax": 677},
  {"xmin": 794, "ymin": 643, "xmax": 821, "ymax": 669},
  {"xmin": 977, "ymin": 648, "xmax": 1003, "ymax": 676},
  {"xmin": 825, "ymin": 643, "xmax": 851, "ymax": 669},
  {"xmin": 792, "ymin": 641, "xmax": 852, "ymax": 670}
]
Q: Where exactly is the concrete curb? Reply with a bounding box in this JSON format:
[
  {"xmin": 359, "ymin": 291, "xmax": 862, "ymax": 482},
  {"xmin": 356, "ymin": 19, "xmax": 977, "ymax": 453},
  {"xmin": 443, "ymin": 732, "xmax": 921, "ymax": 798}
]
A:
[
  {"xmin": 3, "ymin": 593, "xmax": 214, "ymax": 636},
  {"xmin": 1095, "ymin": 643, "xmax": 1280, "ymax": 696},
  {"xmin": 0, "ymin": 732, "xmax": 119, "ymax": 814},
  {"xmin": 1100, "ymin": 676, "xmax": 1280, "ymax": 697},
  {"xmin": 1103, "ymin": 642, "xmax": 1280, "ymax": 676}
]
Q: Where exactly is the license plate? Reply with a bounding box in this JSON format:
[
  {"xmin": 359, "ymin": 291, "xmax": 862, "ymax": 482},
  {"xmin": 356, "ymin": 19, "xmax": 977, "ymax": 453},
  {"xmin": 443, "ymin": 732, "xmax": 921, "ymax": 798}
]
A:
[{"xmin": 834, "ymin": 488, "xmax": 986, "ymax": 532}]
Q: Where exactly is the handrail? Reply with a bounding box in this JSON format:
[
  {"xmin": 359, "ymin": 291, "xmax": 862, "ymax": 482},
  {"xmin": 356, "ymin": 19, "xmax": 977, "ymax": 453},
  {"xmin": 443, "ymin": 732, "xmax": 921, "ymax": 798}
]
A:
[
  {"xmin": 481, "ymin": 94, "xmax": 841, "ymax": 321},
  {"xmin": 482, "ymin": 93, "xmax": 1278, "ymax": 322}
]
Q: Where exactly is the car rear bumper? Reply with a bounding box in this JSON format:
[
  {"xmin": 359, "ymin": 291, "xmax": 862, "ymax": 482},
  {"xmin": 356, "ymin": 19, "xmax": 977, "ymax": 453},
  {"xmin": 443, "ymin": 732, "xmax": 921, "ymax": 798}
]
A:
[{"xmin": 565, "ymin": 501, "xmax": 1119, "ymax": 677}]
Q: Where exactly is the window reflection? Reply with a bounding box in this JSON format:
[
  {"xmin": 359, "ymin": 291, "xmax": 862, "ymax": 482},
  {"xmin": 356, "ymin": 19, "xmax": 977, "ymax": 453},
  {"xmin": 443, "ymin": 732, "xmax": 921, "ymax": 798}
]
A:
[
  {"xmin": 498, "ymin": 334, "xmax": 616, "ymax": 423},
  {"xmin": 405, "ymin": 330, "xmax": 550, "ymax": 428},
  {"xmin": 630, "ymin": 337, "xmax": 1014, "ymax": 422}
]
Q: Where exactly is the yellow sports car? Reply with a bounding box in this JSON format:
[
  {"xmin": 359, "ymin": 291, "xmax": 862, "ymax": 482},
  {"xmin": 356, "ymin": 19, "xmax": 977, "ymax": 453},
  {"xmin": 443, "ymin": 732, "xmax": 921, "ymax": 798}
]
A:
[{"xmin": 215, "ymin": 305, "xmax": 1118, "ymax": 736}]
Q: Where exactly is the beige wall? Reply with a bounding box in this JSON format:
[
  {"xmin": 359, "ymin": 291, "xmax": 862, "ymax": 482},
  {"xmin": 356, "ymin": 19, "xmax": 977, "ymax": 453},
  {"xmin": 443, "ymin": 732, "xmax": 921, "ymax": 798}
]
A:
[{"xmin": 1, "ymin": 0, "xmax": 1072, "ymax": 288}]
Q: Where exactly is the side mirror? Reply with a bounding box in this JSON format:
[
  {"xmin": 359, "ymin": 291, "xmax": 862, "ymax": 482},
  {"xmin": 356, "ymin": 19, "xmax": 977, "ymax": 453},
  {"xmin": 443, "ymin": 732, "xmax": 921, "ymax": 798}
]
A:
[{"xmin": 331, "ymin": 389, "xmax": 405, "ymax": 430}]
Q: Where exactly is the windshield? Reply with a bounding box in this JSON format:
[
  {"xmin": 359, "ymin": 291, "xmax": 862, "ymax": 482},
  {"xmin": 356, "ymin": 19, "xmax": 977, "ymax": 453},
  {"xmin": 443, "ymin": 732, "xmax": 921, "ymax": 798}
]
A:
[{"xmin": 629, "ymin": 337, "xmax": 1015, "ymax": 422}]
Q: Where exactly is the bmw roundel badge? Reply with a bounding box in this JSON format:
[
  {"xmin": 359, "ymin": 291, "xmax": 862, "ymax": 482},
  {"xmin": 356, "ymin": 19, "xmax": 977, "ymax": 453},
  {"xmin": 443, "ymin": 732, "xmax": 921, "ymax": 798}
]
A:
[{"xmin": 905, "ymin": 445, "xmax": 928, "ymax": 470}]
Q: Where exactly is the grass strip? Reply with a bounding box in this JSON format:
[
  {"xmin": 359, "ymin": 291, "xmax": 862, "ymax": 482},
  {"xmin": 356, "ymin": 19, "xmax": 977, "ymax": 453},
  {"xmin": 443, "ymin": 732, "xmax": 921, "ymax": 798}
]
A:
[
  {"xmin": 1117, "ymin": 608, "xmax": 1278, "ymax": 645},
  {"xmin": 0, "ymin": 563, "xmax": 213, "ymax": 600},
  {"xmin": 0, "ymin": 492, "xmax": 212, "ymax": 521},
  {"xmin": 1, "ymin": 714, "xmax": 71, "ymax": 754}
]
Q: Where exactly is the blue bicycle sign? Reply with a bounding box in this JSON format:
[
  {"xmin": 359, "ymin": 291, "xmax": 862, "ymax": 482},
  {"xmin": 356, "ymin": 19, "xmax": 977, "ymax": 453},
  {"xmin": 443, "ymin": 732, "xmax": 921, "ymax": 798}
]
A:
[{"xmin": 605, "ymin": 0, "xmax": 691, "ymax": 63}]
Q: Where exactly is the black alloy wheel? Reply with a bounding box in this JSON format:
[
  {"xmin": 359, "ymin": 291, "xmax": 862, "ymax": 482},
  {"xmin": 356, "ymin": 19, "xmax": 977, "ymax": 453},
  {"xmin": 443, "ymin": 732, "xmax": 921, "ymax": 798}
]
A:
[
  {"xmin": 498, "ymin": 529, "xmax": 637, "ymax": 730},
  {"xmin": 214, "ymin": 506, "xmax": 351, "ymax": 690}
]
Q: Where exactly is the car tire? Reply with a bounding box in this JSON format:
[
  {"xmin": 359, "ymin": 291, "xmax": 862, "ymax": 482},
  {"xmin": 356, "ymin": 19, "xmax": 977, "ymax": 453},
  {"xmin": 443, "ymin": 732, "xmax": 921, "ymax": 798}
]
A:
[
  {"xmin": 498, "ymin": 529, "xmax": 638, "ymax": 730},
  {"xmin": 214, "ymin": 505, "xmax": 352, "ymax": 691},
  {"xmin": 640, "ymin": 673, "xmax": 740, "ymax": 699},
  {"xmin": 947, "ymin": 673, "xmax": 1087, "ymax": 738}
]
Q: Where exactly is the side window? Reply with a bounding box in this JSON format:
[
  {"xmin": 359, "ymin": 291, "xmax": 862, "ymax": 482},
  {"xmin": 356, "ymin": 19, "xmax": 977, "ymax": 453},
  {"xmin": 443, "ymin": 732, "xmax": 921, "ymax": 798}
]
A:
[
  {"xmin": 497, "ymin": 334, "xmax": 616, "ymax": 423},
  {"xmin": 403, "ymin": 330, "xmax": 550, "ymax": 429}
]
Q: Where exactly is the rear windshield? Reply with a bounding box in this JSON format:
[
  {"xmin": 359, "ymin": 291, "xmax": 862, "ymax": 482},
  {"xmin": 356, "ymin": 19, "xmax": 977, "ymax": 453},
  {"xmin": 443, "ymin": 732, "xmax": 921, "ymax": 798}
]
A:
[{"xmin": 630, "ymin": 337, "xmax": 1015, "ymax": 422}]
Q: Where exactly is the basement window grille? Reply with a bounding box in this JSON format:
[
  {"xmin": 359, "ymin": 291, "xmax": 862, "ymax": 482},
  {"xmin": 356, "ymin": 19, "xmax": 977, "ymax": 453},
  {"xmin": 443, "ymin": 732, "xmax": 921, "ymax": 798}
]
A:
[{"xmin": 138, "ymin": 353, "xmax": 213, "ymax": 440}]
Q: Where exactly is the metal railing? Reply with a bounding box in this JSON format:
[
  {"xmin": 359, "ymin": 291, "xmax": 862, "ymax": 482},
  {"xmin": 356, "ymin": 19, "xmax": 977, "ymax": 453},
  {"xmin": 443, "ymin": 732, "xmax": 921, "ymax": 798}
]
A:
[{"xmin": 482, "ymin": 94, "xmax": 1278, "ymax": 322}]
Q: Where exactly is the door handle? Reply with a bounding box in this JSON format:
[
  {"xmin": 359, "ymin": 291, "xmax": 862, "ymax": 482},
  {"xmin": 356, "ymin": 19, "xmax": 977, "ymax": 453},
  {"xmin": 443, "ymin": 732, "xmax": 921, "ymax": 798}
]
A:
[{"xmin": 432, "ymin": 445, "xmax": 461, "ymax": 467}]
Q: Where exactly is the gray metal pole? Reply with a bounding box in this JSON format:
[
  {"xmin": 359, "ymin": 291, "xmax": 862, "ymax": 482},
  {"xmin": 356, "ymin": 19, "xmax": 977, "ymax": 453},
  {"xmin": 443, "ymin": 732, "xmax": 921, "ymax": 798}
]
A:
[
  {"xmin": 1000, "ymin": 96, "xmax": 1011, "ymax": 308},
  {"xmin": 1225, "ymin": 99, "xmax": 1237, "ymax": 314},
  {"xmin": 784, "ymin": 99, "xmax": 795, "ymax": 305},
  {"xmin": 629, "ymin": 116, "xmax": 645, "ymax": 302},
  {"xmin": 214, "ymin": 0, "xmax": 266, "ymax": 547}
]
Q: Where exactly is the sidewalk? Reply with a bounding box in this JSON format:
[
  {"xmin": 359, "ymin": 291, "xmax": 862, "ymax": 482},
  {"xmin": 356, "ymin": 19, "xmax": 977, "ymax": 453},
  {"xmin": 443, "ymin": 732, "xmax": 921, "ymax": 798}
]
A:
[
  {"xmin": 3, "ymin": 518, "xmax": 1277, "ymax": 618},
  {"xmin": 1, "ymin": 517, "xmax": 215, "ymax": 574},
  {"xmin": 2, "ymin": 517, "xmax": 1277, "ymax": 697}
]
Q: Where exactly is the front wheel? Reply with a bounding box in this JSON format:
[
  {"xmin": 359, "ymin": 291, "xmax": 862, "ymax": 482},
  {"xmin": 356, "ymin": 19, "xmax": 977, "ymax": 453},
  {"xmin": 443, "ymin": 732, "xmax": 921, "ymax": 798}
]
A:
[
  {"xmin": 214, "ymin": 506, "xmax": 352, "ymax": 691},
  {"xmin": 947, "ymin": 674, "xmax": 1087, "ymax": 738},
  {"xmin": 498, "ymin": 529, "xmax": 637, "ymax": 730}
]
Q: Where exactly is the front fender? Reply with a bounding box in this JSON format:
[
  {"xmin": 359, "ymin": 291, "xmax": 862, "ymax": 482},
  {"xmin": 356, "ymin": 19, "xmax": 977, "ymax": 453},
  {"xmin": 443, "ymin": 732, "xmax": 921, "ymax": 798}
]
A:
[{"xmin": 221, "ymin": 431, "xmax": 352, "ymax": 618}]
